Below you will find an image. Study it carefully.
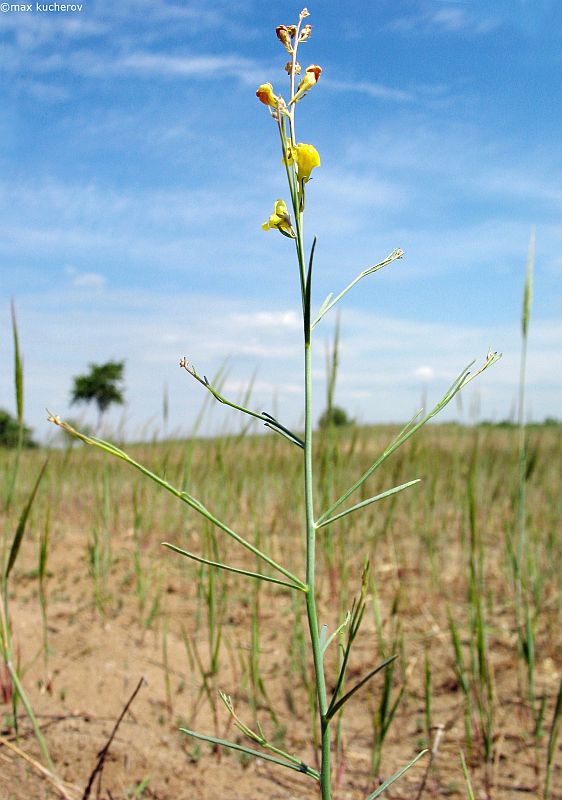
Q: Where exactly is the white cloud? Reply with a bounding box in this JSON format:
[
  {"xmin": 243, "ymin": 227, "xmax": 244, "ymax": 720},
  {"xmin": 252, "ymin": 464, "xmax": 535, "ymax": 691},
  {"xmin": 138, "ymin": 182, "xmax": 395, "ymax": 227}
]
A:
[
  {"xmin": 1, "ymin": 286, "xmax": 560, "ymax": 443},
  {"xmin": 387, "ymin": 4, "xmax": 499, "ymax": 35},
  {"xmin": 116, "ymin": 52, "xmax": 260, "ymax": 83},
  {"xmin": 325, "ymin": 79, "xmax": 415, "ymax": 104},
  {"xmin": 230, "ymin": 311, "xmax": 300, "ymax": 330},
  {"xmin": 414, "ymin": 365, "xmax": 436, "ymax": 381},
  {"xmin": 72, "ymin": 271, "xmax": 106, "ymax": 289},
  {"xmin": 64, "ymin": 265, "xmax": 106, "ymax": 290}
]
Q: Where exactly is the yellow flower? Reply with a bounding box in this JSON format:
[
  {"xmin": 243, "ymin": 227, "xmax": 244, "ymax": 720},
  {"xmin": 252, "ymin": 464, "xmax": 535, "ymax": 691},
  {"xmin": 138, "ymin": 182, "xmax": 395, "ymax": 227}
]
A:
[
  {"xmin": 285, "ymin": 143, "xmax": 320, "ymax": 183},
  {"xmin": 256, "ymin": 83, "xmax": 278, "ymax": 108},
  {"xmin": 262, "ymin": 199, "xmax": 296, "ymax": 238},
  {"xmin": 289, "ymin": 64, "xmax": 322, "ymax": 105}
]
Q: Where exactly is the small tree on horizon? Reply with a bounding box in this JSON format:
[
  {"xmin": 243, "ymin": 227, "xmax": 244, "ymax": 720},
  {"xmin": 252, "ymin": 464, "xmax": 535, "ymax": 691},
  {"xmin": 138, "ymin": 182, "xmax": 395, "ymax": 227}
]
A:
[
  {"xmin": 70, "ymin": 360, "xmax": 125, "ymax": 430},
  {"xmin": 318, "ymin": 405, "xmax": 353, "ymax": 429},
  {"xmin": 0, "ymin": 409, "xmax": 36, "ymax": 449}
]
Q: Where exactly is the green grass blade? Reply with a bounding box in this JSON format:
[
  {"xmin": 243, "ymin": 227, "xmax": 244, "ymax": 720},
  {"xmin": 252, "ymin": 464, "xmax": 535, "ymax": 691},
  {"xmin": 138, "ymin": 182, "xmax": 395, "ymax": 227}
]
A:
[
  {"xmin": 366, "ymin": 749, "xmax": 427, "ymax": 799},
  {"xmin": 180, "ymin": 728, "xmax": 320, "ymax": 780},
  {"xmin": 522, "ymin": 230, "xmax": 535, "ymax": 338},
  {"xmin": 11, "ymin": 301, "xmax": 23, "ymax": 426},
  {"xmin": 448, "ymin": 609, "xmax": 470, "ymax": 696},
  {"xmin": 459, "ymin": 750, "xmax": 476, "ymax": 800},
  {"xmin": 4, "ymin": 302, "xmax": 26, "ymax": 510},
  {"xmin": 5, "ymin": 460, "xmax": 48, "ymax": 581},
  {"xmin": 544, "ymin": 677, "xmax": 562, "ymax": 800},
  {"xmin": 1, "ymin": 645, "xmax": 54, "ymax": 772}
]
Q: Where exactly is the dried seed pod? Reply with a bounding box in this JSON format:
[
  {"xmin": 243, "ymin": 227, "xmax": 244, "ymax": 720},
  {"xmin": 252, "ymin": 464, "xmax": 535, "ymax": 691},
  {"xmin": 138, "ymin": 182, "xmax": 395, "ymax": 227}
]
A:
[
  {"xmin": 299, "ymin": 24, "xmax": 312, "ymax": 42},
  {"xmin": 275, "ymin": 25, "xmax": 293, "ymax": 53},
  {"xmin": 285, "ymin": 60, "xmax": 302, "ymax": 75}
]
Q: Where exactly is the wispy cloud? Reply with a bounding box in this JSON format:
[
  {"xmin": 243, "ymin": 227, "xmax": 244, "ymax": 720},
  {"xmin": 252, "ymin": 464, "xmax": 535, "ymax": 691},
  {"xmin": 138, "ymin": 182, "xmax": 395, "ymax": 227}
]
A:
[
  {"xmin": 115, "ymin": 51, "xmax": 261, "ymax": 83},
  {"xmin": 65, "ymin": 266, "xmax": 107, "ymax": 290},
  {"xmin": 325, "ymin": 79, "xmax": 416, "ymax": 104},
  {"xmin": 0, "ymin": 0, "xmax": 257, "ymax": 96},
  {"xmin": 387, "ymin": 4, "xmax": 499, "ymax": 35}
]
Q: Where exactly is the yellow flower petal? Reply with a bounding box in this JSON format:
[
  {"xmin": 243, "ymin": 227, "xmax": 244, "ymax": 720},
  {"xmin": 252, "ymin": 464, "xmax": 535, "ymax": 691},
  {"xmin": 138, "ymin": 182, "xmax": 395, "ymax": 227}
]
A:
[
  {"xmin": 290, "ymin": 64, "xmax": 322, "ymax": 105},
  {"xmin": 283, "ymin": 143, "xmax": 321, "ymax": 183},
  {"xmin": 256, "ymin": 82, "xmax": 278, "ymax": 108},
  {"xmin": 262, "ymin": 199, "xmax": 296, "ymax": 238}
]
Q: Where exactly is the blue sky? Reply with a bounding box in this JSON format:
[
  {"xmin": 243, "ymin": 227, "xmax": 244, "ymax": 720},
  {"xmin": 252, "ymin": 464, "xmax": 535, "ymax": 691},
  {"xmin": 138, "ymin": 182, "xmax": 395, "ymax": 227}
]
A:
[{"xmin": 1, "ymin": 0, "xmax": 561, "ymax": 441}]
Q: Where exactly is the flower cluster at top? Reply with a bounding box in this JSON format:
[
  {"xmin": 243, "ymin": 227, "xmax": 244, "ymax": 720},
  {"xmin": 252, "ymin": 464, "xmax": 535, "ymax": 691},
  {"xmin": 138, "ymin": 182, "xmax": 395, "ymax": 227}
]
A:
[{"xmin": 256, "ymin": 8, "xmax": 322, "ymax": 238}]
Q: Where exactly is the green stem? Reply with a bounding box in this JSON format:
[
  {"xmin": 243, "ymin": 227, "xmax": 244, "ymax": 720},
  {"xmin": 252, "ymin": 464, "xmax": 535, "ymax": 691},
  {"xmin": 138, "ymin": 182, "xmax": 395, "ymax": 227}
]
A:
[
  {"xmin": 284, "ymin": 57, "xmax": 331, "ymax": 793},
  {"xmin": 304, "ymin": 341, "xmax": 331, "ymax": 799},
  {"xmin": 299, "ymin": 227, "xmax": 330, "ymax": 796}
]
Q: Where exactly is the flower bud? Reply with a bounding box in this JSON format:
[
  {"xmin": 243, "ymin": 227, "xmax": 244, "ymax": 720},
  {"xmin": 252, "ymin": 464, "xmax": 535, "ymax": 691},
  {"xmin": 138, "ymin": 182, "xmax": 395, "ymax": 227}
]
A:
[{"xmin": 299, "ymin": 24, "xmax": 312, "ymax": 42}]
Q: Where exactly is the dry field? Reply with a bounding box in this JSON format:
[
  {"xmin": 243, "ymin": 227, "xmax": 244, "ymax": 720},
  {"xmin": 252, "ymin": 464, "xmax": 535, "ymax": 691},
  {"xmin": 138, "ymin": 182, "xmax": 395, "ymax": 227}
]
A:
[{"xmin": 1, "ymin": 423, "xmax": 561, "ymax": 799}]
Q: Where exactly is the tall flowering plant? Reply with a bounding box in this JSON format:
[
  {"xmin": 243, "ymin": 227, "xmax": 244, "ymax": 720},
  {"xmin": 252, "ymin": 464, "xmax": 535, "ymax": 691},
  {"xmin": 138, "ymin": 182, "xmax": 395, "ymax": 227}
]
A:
[{"xmin": 49, "ymin": 9, "xmax": 499, "ymax": 799}]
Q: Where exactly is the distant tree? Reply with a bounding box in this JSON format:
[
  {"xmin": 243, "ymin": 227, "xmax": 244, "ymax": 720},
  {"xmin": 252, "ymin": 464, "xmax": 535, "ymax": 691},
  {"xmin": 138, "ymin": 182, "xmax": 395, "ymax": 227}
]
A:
[
  {"xmin": 0, "ymin": 409, "xmax": 36, "ymax": 448},
  {"xmin": 318, "ymin": 405, "xmax": 353, "ymax": 429},
  {"xmin": 70, "ymin": 361, "xmax": 125, "ymax": 429}
]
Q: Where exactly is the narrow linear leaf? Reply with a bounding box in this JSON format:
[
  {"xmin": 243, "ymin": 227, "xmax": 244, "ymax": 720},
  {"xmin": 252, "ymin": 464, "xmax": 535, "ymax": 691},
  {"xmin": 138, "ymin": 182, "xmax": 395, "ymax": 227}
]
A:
[
  {"xmin": 6, "ymin": 660, "xmax": 54, "ymax": 772},
  {"xmin": 312, "ymin": 249, "xmax": 403, "ymax": 329},
  {"xmin": 180, "ymin": 360, "xmax": 303, "ymax": 448},
  {"xmin": 327, "ymin": 655, "xmax": 397, "ymax": 720},
  {"xmin": 316, "ymin": 292, "xmax": 334, "ymax": 319},
  {"xmin": 39, "ymin": 517, "xmax": 49, "ymax": 581},
  {"xmin": 162, "ymin": 543, "xmax": 304, "ymax": 591},
  {"xmin": 317, "ymin": 352, "xmax": 500, "ymax": 524},
  {"xmin": 5, "ymin": 460, "xmax": 48, "ymax": 580},
  {"xmin": 522, "ymin": 229, "xmax": 535, "ymax": 338},
  {"xmin": 545, "ymin": 677, "xmax": 562, "ymax": 800},
  {"xmin": 366, "ymin": 750, "xmax": 427, "ymax": 800},
  {"xmin": 321, "ymin": 612, "xmax": 350, "ymax": 658},
  {"xmin": 11, "ymin": 300, "xmax": 24, "ymax": 425},
  {"xmin": 319, "ymin": 624, "xmax": 328, "ymax": 651},
  {"xmin": 304, "ymin": 236, "xmax": 316, "ymax": 336},
  {"xmin": 317, "ymin": 480, "xmax": 420, "ymax": 529},
  {"xmin": 180, "ymin": 728, "xmax": 320, "ymax": 780},
  {"xmin": 459, "ymin": 751, "xmax": 476, "ymax": 800},
  {"xmin": 47, "ymin": 415, "xmax": 305, "ymax": 590},
  {"xmin": 328, "ymin": 575, "xmax": 369, "ymax": 708},
  {"xmin": 382, "ymin": 683, "xmax": 405, "ymax": 738},
  {"xmin": 263, "ymin": 421, "xmax": 304, "ymax": 449}
]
